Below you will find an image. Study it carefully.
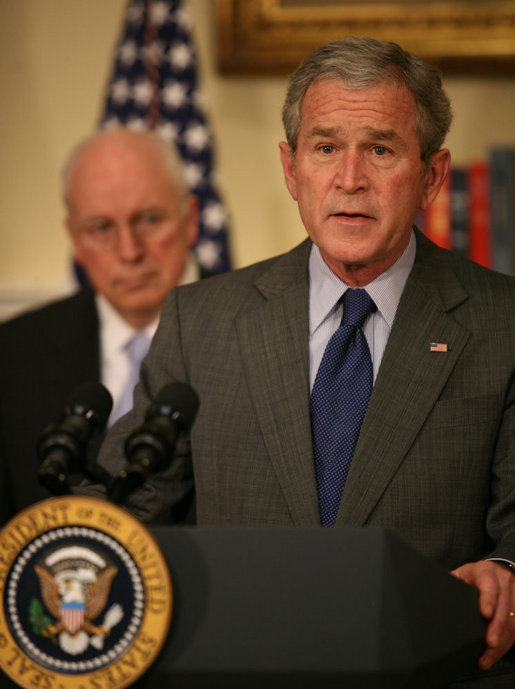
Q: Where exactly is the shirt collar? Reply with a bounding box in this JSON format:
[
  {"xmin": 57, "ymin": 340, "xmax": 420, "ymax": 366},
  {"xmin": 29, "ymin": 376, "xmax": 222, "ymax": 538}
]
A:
[
  {"xmin": 96, "ymin": 293, "xmax": 159, "ymax": 361},
  {"xmin": 179, "ymin": 254, "xmax": 200, "ymax": 285},
  {"xmin": 309, "ymin": 230, "xmax": 417, "ymax": 334}
]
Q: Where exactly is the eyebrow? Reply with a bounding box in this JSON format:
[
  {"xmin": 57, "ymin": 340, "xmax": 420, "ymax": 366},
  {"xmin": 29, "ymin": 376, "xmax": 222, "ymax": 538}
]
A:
[
  {"xmin": 81, "ymin": 214, "xmax": 110, "ymax": 226},
  {"xmin": 307, "ymin": 127, "xmax": 344, "ymax": 140},
  {"xmin": 362, "ymin": 127, "xmax": 404, "ymax": 144},
  {"xmin": 307, "ymin": 126, "xmax": 405, "ymax": 146}
]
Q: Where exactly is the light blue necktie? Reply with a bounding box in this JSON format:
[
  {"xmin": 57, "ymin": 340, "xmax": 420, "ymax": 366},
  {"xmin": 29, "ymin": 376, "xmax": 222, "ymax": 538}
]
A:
[
  {"xmin": 108, "ymin": 330, "xmax": 150, "ymax": 427},
  {"xmin": 311, "ymin": 288, "xmax": 376, "ymax": 526}
]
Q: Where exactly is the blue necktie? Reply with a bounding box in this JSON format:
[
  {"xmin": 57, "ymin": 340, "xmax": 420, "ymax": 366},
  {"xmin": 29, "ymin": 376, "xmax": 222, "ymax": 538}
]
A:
[
  {"xmin": 108, "ymin": 330, "xmax": 150, "ymax": 427},
  {"xmin": 311, "ymin": 288, "xmax": 376, "ymax": 526}
]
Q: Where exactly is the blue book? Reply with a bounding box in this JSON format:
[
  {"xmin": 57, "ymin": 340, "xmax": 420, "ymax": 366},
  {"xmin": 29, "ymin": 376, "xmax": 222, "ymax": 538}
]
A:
[{"xmin": 490, "ymin": 148, "xmax": 515, "ymax": 275}]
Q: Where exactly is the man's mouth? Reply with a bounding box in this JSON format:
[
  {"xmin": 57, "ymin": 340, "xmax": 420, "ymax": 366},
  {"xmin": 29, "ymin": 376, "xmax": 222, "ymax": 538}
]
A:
[
  {"xmin": 331, "ymin": 211, "xmax": 372, "ymax": 219},
  {"xmin": 117, "ymin": 272, "xmax": 154, "ymax": 289}
]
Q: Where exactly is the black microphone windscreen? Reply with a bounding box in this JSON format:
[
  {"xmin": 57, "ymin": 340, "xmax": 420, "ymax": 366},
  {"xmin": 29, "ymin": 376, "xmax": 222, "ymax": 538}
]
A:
[
  {"xmin": 153, "ymin": 382, "xmax": 199, "ymax": 429},
  {"xmin": 64, "ymin": 382, "xmax": 113, "ymax": 426}
]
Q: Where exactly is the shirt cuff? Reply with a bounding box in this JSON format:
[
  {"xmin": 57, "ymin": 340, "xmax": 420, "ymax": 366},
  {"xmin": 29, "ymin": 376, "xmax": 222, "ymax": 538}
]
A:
[{"xmin": 488, "ymin": 558, "xmax": 515, "ymax": 573}]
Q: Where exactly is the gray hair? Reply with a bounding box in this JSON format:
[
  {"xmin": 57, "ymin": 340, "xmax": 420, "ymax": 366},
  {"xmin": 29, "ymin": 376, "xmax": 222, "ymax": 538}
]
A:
[
  {"xmin": 62, "ymin": 128, "xmax": 190, "ymax": 210},
  {"xmin": 282, "ymin": 36, "xmax": 452, "ymax": 164}
]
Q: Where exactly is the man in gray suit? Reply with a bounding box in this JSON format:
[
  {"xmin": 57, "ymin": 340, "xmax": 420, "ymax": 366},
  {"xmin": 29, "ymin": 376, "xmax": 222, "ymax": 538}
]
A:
[{"xmin": 93, "ymin": 37, "xmax": 515, "ymax": 682}]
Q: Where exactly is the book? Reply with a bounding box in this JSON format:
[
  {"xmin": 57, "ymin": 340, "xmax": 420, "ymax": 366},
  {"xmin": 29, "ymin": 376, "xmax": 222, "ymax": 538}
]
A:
[
  {"xmin": 490, "ymin": 147, "xmax": 515, "ymax": 275},
  {"xmin": 467, "ymin": 161, "xmax": 491, "ymax": 268},
  {"xmin": 450, "ymin": 168, "xmax": 468, "ymax": 257}
]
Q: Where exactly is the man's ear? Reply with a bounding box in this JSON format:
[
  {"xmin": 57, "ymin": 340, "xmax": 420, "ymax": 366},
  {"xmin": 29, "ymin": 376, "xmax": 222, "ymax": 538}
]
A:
[
  {"xmin": 184, "ymin": 194, "xmax": 200, "ymax": 248},
  {"xmin": 421, "ymin": 149, "xmax": 451, "ymax": 211},
  {"xmin": 279, "ymin": 142, "xmax": 298, "ymax": 201},
  {"xmin": 65, "ymin": 217, "xmax": 85, "ymax": 264}
]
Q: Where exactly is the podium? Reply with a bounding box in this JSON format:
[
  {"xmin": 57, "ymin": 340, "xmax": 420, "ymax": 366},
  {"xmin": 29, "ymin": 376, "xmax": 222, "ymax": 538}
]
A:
[
  {"xmin": 0, "ymin": 522, "xmax": 488, "ymax": 689},
  {"xmin": 131, "ymin": 526, "xmax": 485, "ymax": 688}
]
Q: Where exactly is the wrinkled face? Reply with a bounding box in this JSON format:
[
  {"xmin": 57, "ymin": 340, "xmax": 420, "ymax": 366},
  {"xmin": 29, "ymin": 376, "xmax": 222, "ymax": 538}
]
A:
[
  {"xmin": 67, "ymin": 136, "xmax": 198, "ymax": 327},
  {"xmin": 280, "ymin": 79, "xmax": 449, "ymax": 284}
]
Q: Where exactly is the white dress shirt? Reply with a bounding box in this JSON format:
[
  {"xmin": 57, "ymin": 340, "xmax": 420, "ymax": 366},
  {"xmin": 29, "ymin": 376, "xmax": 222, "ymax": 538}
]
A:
[
  {"xmin": 96, "ymin": 296, "xmax": 158, "ymax": 415},
  {"xmin": 96, "ymin": 254, "xmax": 200, "ymax": 413}
]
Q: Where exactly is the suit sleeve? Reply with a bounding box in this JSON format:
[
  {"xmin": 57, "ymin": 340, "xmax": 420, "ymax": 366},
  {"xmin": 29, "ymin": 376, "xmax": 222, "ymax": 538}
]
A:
[{"xmin": 485, "ymin": 370, "xmax": 515, "ymax": 563}]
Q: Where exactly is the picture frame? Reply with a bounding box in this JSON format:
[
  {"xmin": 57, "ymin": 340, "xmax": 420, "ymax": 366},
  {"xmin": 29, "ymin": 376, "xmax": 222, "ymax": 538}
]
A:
[{"xmin": 217, "ymin": 0, "xmax": 515, "ymax": 75}]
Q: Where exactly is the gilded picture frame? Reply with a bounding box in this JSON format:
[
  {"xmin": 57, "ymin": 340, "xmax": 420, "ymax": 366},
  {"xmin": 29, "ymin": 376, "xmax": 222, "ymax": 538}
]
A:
[{"xmin": 217, "ymin": 0, "xmax": 515, "ymax": 74}]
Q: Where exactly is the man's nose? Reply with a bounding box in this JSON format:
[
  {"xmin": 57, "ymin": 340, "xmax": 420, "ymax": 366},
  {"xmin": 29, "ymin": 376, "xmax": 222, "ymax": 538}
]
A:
[
  {"xmin": 116, "ymin": 225, "xmax": 145, "ymax": 260},
  {"xmin": 334, "ymin": 152, "xmax": 368, "ymax": 193}
]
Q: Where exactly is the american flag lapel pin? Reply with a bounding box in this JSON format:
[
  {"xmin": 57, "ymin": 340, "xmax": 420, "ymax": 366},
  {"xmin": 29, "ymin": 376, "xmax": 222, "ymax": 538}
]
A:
[{"xmin": 430, "ymin": 342, "xmax": 448, "ymax": 353}]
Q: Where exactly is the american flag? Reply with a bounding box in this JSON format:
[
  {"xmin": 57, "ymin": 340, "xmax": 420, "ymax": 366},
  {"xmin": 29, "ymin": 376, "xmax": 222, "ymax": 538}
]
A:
[
  {"xmin": 430, "ymin": 342, "xmax": 448, "ymax": 353},
  {"xmin": 99, "ymin": 0, "xmax": 231, "ymax": 274}
]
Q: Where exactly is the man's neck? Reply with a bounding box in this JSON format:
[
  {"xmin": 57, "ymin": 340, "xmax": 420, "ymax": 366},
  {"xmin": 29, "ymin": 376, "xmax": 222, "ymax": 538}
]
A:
[{"xmin": 95, "ymin": 293, "xmax": 160, "ymax": 333}]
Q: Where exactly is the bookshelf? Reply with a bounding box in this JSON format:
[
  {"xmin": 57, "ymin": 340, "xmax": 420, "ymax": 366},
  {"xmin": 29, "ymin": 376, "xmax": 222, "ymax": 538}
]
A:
[{"xmin": 418, "ymin": 147, "xmax": 515, "ymax": 276}]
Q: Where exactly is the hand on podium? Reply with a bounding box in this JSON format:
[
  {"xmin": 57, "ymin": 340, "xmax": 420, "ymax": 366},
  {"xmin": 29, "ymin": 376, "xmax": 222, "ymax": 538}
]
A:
[{"xmin": 451, "ymin": 560, "xmax": 515, "ymax": 670}]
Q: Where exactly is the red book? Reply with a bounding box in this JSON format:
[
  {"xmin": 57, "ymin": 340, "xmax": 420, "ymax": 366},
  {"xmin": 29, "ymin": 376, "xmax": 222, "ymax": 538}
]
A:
[
  {"xmin": 467, "ymin": 161, "xmax": 492, "ymax": 268},
  {"xmin": 423, "ymin": 173, "xmax": 452, "ymax": 250}
]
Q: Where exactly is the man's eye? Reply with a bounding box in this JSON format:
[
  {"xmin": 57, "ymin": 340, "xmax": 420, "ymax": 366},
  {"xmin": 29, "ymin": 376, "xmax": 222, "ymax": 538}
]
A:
[
  {"xmin": 137, "ymin": 213, "xmax": 159, "ymax": 227},
  {"xmin": 319, "ymin": 145, "xmax": 335, "ymax": 155},
  {"xmin": 90, "ymin": 221, "xmax": 111, "ymax": 234},
  {"xmin": 373, "ymin": 146, "xmax": 388, "ymax": 156}
]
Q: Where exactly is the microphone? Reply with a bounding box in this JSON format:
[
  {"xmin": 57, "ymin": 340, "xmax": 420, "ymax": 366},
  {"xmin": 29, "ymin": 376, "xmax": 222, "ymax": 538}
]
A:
[
  {"xmin": 109, "ymin": 382, "xmax": 199, "ymax": 500},
  {"xmin": 38, "ymin": 382, "xmax": 113, "ymax": 495}
]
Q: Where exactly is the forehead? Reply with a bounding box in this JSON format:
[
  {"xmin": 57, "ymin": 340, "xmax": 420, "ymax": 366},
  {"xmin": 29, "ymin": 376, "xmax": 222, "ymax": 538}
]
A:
[
  {"xmin": 299, "ymin": 78, "xmax": 418, "ymax": 138},
  {"xmin": 68, "ymin": 138, "xmax": 179, "ymax": 209}
]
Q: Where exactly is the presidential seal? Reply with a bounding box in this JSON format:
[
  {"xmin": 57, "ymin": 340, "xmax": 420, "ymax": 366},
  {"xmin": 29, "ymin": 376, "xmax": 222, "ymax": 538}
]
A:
[{"xmin": 0, "ymin": 496, "xmax": 172, "ymax": 689}]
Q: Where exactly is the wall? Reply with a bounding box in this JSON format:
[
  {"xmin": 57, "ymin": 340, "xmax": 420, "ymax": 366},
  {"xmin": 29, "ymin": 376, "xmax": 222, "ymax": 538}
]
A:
[{"xmin": 1, "ymin": 0, "xmax": 514, "ymax": 316}]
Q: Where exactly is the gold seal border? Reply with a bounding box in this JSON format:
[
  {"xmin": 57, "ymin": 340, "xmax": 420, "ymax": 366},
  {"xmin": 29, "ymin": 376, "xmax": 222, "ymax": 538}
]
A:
[{"xmin": 0, "ymin": 496, "xmax": 173, "ymax": 689}]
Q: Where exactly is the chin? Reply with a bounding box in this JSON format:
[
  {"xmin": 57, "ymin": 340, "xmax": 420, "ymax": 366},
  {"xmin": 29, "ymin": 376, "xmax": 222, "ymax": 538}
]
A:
[
  {"xmin": 117, "ymin": 292, "xmax": 162, "ymax": 316},
  {"xmin": 129, "ymin": 297, "xmax": 161, "ymax": 313},
  {"xmin": 325, "ymin": 247, "xmax": 376, "ymax": 268}
]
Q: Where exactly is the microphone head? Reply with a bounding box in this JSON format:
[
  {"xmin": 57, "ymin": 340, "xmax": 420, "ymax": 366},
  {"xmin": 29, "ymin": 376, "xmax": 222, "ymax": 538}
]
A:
[
  {"xmin": 115, "ymin": 382, "xmax": 199, "ymax": 500},
  {"xmin": 63, "ymin": 382, "xmax": 113, "ymax": 427},
  {"xmin": 148, "ymin": 382, "xmax": 199, "ymax": 430},
  {"xmin": 38, "ymin": 382, "xmax": 113, "ymax": 495}
]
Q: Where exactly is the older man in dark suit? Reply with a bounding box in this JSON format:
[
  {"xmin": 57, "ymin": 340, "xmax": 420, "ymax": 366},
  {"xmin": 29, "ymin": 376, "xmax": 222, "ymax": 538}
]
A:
[
  {"xmin": 92, "ymin": 38, "xmax": 514, "ymax": 685},
  {"xmin": 0, "ymin": 128, "xmax": 199, "ymax": 524}
]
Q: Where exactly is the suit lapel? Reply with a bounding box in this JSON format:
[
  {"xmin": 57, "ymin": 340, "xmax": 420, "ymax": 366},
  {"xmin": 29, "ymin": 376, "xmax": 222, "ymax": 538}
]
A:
[
  {"xmin": 235, "ymin": 241, "xmax": 320, "ymax": 525},
  {"xmin": 337, "ymin": 234, "xmax": 471, "ymax": 526}
]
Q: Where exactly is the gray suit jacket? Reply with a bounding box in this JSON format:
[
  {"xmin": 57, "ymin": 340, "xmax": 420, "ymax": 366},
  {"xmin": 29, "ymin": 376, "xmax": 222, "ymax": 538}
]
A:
[{"xmin": 98, "ymin": 229, "xmax": 515, "ymax": 573}]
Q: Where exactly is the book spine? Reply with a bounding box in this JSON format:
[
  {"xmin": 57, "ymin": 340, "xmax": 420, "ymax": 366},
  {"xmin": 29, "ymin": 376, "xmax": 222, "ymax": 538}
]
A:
[
  {"xmin": 450, "ymin": 168, "xmax": 468, "ymax": 257},
  {"xmin": 467, "ymin": 161, "xmax": 491, "ymax": 268},
  {"xmin": 490, "ymin": 148, "xmax": 515, "ymax": 276}
]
